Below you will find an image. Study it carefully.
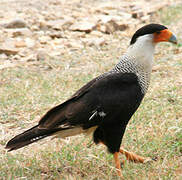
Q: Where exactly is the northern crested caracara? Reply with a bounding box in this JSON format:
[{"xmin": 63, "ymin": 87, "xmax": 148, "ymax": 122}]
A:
[{"xmin": 6, "ymin": 24, "xmax": 177, "ymax": 178}]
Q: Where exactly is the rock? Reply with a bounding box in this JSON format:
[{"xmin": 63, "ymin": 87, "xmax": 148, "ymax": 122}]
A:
[
  {"xmin": 96, "ymin": 25, "xmax": 107, "ymax": 34},
  {"xmin": 90, "ymin": 30, "xmax": 104, "ymax": 37},
  {"xmin": 4, "ymin": 28, "xmax": 33, "ymax": 37},
  {"xmin": 15, "ymin": 40, "xmax": 27, "ymax": 48},
  {"xmin": 65, "ymin": 40, "xmax": 84, "ymax": 49},
  {"xmin": 141, "ymin": 15, "xmax": 150, "ymax": 22},
  {"xmin": 14, "ymin": 38, "xmax": 35, "ymax": 48},
  {"xmin": 22, "ymin": 54, "xmax": 37, "ymax": 62},
  {"xmin": 34, "ymin": 30, "xmax": 45, "ymax": 37},
  {"xmin": 117, "ymin": 12, "xmax": 132, "ymax": 20},
  {"xmin": 3, "ymin": 19, "xmax": 27, "ymax": 29},
  {"xmin": 0, "ymin": 38, "xmax": 20, "ymax": 55},
  {"xmin": 47, "ymin": 31, "xmax": 63, "ymax": 39},
  {"xmin": 39, "ymin": 36, "xmax": 52, "ymax": 44},
  {"xmin": 12, "ymin": 54, "xmax": 21, "ymax": 60},
  {"xmin": 68, "ymin": 31, "xmax": 86, "ymax": 39},
  {"xmin": 25, "ymin": 38, "xmax": 35, "ymax": 48},
  {"xmin": 69, "ymin": 20, "xmax": 96, "ymax": 33},
  {"xmin": 36, "ymin": 50, "xmax": 48, "ymax": 61},
  {"xmin": 96, "ymin": 15, "xmax": 129, "ymax": 34},
  {"xmin": 82, "ymin": 37, "xmax": 107, "ymax": 47},
  {"xmin": 45, "ymin": 18, "xmax": 74, "ymax": 30},
  {"xmin": 97, "ymin": 19, "xmax": 128, "ymax": 34},
  {"xmin": 96, "ymin": 2, "xmax": 118, "ymax": 11},
  {"xmin": 97, "ymin": 15, "xmax": 114, "ymax": 24},
  {"xmin": 31, "ymin": 25, "xmax": 40, "ymax": 31},
  {"xmin": 0, "ymin": 47, "xmax": 19, "ymax": 55},
  {"xmin": 132, "ymin": 11, "xmax": 145, "ymax": 19},
  {"xmin": 130, "ymin": 2, "xmax": 170, "ymax": 19}
]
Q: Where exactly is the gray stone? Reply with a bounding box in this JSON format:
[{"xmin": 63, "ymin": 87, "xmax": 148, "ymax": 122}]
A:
[{"xmin": 3, "ymin": 19, "xmax": 27, "ymax": 29}]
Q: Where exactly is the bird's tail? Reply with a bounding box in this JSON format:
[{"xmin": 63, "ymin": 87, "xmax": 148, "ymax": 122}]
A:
[{"xmin": 5, "ymin": 125, "xmax": 63, "ymax": 151}]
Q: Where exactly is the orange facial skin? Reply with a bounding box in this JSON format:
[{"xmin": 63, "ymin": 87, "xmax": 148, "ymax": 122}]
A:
[{"xmin": 154, "ymin": 29, "xmax": 174, "ymax": 43}]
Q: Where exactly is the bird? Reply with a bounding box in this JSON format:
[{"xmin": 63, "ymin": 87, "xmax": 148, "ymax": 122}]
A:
[{"xmin": 6, "ymin": 24, "xmax": 177, "ymax": 178}]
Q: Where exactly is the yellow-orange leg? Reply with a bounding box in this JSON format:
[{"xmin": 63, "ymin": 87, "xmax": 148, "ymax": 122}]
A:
[
  {"xmin": 119, "ymin": 148, "xmax": 152, "ymax": 163},
  {"xmin": 114, "ymin": 152, "xmax": 123, "ymax": 179}
]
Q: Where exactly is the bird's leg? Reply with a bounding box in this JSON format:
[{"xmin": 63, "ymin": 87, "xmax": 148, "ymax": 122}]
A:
[
  {"xmin": 114, "ymin": 152, "xmax": 123, "ymax": 179},
  {"xmin": 119, "ymin": 147, "xmax": 151, "ymax": 163}
]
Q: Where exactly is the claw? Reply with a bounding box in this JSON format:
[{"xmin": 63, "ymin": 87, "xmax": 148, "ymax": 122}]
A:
[{"xmin": 119, "ymin": 148, "xmax": 152, "ymax": 164}]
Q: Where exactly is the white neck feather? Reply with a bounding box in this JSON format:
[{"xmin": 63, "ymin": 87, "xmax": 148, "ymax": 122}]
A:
[
  {"xmin": 112, "ymin": 34, "xmax": 157, "ymax": 94},
  {"xmin": 126, "ymin": 34, "xmax": 156, "ymax": 73}
]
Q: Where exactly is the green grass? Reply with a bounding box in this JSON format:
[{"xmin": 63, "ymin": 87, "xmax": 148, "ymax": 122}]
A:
[
  {"xmin": 1, "ymin": 5, "xmax": 182, "ymax": 180},
  {"xmin": 158, "ymin": 4, "xmax": 182, "ymax": 25}
]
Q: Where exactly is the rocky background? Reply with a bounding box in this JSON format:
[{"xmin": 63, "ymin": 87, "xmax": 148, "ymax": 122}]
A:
[{"xmin": 0, "ymin": 0, "xmax": 178, "ymax": 70}]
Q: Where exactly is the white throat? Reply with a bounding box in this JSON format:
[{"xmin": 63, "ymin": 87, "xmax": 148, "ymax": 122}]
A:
[
  {"xmin": 126, "ymin": 34, "xmax": 156, "ymax": 72},
  {"xmin": 112, "ymin": 34, "xmax": 157, "ymax": 94}
]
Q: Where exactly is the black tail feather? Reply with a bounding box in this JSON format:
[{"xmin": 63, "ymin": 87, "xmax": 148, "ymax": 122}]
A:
[{"xmin": 5, "ymin": 125, "xmax": 61, "ymax": 151}]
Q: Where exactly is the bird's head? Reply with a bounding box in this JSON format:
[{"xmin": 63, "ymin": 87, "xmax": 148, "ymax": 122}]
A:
[
  {"xmin": 130, "ymin": 23, "xmax": 177, "ymax": 45},
  {"xmin": 126, "ymin": 24, "xmax": 177, "ymax": 72}
]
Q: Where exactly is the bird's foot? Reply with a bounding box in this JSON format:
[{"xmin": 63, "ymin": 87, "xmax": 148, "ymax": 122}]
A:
[
  {"xmin": 114, "ymin": 152, "xmax": 124, "ymax": 179},
  {"xmin": 119, "ymin": 148, "xmax": 152, "ymax": 164}
]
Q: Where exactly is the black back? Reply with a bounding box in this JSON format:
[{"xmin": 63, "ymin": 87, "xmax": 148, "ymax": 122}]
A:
[{"xmin": 130, "ymin": 24, "xmax": 167, "ymax": 45}]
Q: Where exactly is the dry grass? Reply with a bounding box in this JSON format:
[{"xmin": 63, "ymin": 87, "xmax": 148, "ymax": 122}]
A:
[{"xmin": 1, "ymin": 4, "xmax": 182, "ymax": 180}]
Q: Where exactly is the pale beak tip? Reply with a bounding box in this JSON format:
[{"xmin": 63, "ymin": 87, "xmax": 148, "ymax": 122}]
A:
[{"xmin": 169, "ymin": 34, "xmax": 177, "ymax": 44}]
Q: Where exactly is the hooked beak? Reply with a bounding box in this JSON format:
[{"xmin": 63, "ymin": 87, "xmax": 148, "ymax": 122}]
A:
[{"xmin": 169, "ymin": 34, "xmax": 177, "ymax": 44}]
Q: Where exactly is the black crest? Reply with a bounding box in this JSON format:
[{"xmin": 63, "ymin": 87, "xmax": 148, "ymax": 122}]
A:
[{"xmin": 130, "ymin": 24, "xmax": 167, "ymax": 45}]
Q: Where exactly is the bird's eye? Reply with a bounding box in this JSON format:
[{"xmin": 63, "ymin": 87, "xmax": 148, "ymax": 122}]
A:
[{"xmin": 156, "ymin": 31, "xmax": 161, "ymax": 34}]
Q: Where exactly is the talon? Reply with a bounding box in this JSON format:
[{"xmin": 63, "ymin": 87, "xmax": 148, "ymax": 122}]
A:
[{"xmin": 119, "ymin": 147, "xmax": 151, "ymax": 164}]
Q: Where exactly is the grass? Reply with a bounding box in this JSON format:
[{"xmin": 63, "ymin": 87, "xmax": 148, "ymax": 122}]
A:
[
  {"xmin": 1, "ymin": 5, "xmax": 182, "ymax": 180},
  {"xmin": 158, "ymin": 4, "xmax": 182, "ymax": 25}
]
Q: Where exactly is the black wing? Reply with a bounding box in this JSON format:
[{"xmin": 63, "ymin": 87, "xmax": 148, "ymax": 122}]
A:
[
  {"xmin": 6, "ymin": 72, "xmax": 144, "ymax": 151},
  {"xmin": 38, "ymin": 72, "xmax": 144, "ymax": 130}
]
